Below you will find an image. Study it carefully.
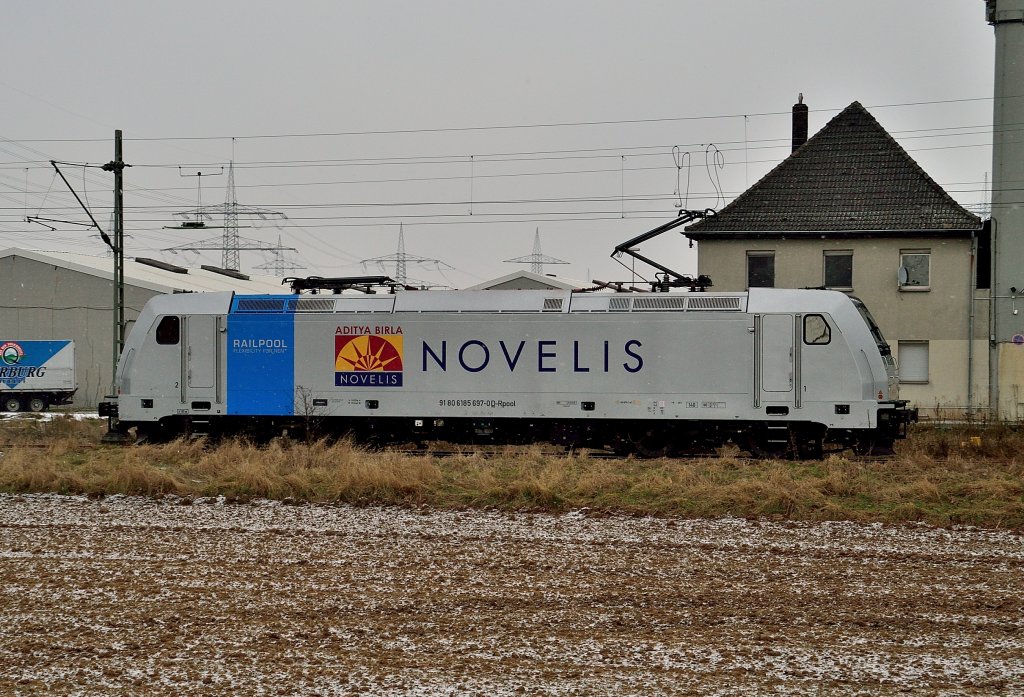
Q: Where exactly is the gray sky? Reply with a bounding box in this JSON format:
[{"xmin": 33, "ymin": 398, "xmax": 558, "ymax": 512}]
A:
[{"xmin": 0, "ymin": 1, "xmax": 996, "ymax": 289}]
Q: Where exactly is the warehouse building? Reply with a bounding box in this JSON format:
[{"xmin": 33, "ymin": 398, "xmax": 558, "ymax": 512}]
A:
[{"xmin": 0, "ymin": 249, "xmax": 284, "ymax": 407}]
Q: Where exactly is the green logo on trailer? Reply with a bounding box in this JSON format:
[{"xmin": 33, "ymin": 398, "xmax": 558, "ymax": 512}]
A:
[{"xmin": 0, "ymin": 342, "xmax": 24, "ymax": 366}]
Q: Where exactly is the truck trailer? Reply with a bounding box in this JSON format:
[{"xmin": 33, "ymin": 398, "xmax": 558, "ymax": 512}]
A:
[{"xmin": 0, "ymin": 340, "xmax": 77, "ymax": 412}]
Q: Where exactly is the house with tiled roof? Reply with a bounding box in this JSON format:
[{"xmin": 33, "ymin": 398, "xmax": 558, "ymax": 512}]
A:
[{"xmin": 686, "ymin": 99, "xmax": 987, "ymax": 415}]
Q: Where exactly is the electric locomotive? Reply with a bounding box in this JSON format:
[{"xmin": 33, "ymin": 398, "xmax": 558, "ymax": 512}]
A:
[{"xmin": 99, "ymin": 286, "xmax": 915, "ymax": 457}]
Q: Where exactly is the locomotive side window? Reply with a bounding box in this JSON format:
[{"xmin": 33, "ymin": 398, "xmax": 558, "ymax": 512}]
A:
[
  {"xmin": 155, "ymin": 316, "xmax": 181, "ymax": 345},
  {"xmin": 804, "ymin": 314, "xmax": 830, "ymax": 345}
]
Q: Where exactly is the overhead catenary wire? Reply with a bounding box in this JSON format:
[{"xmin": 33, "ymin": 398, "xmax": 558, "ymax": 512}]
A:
[
  {"xmin": 0, "ymin": 141, "xmax": 1000, "ymax": 204},
  {"xmin": 0, "ymin": 122, "xmax": 1009, "ymax": 171},
  {"xmin": 5, "ymin": 185, "xmax": 1014, "ymax": 218},
  {"xmin": 0, "ymin": 96, "xmax": 1000, "ymax": 144},
  {"xmin": 0, "ymin": 95, "xmax": 998, "ymax": 281},
  {"xmin": 0, "ymin": 106, "xmax": 1003, "ymax": 240},
  {"xmin": 0, "ymin": 93, "xmax": 1000, "ymax": 249},
  {"xmin": 1, "ymin": 187, "xmax": 1015, "ymax": 226}
]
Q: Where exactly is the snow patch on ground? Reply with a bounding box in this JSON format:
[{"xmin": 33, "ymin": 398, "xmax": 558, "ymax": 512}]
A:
[{"xmin": 0, "ymin": 494, "xmax": 1021, "ymax": 695}]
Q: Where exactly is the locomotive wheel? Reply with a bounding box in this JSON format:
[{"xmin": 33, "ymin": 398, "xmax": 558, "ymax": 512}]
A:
[
  {"xmin": 796, "ymin": 437, "xmax": 823, "ymax": 460},
  {"xmin": 745, "ymin": 433, "xmax": 792, "ymax": 460},
  {"xmin": 3, "ymin": 396, "xmax": 22, "ymax": 413},
  {"xmin": 853, "ymin": 438, "xmax": 895, "ymax": 457},
  {"xmin": 135, "ymin": 422, "xmax": 173, "ymax": 444},
  {"xmin": 548, "ymin": 423, "xmax": 584, "ymax": 449},
  {"xmin": 628, "ymin": 427, "xmax": 673, "ymax": 458}
]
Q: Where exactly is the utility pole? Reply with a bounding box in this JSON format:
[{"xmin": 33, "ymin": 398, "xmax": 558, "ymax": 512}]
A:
[
  {"xmin": 101, "ymin": 130, "xmax": 127, "ymax": 388},
  {"xmin": 100, "ymin": 130, "xmax": 131, "ymax": 443},
  {"xmin": 35, "ymin": 133, "xmax": 128, "ymax": 440}
]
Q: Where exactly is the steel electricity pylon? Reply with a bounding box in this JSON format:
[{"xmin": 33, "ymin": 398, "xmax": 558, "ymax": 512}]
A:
[
  {"xmin": 253, "ymin": 235, "xmax": 306, "ymax": 276},
  {"xmin": 163, "ymin": 161, "xmax": 289, "ymax": 270},
  {"xmin": 504, "ymin": 228, "xmax": 568, "ymax": 275},
  {"xmin": 360, "ymin": 223, "xmax": 452, "ymax": 288}
]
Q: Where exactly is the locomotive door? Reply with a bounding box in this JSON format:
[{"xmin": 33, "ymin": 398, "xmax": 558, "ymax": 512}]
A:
[
  {"xmin": 756, "ymin": 314, "xmax": 796, "ymax": 405},
  {"xmin": 184, "ymin": 315, "xmax": 218, "ymax": 404}
]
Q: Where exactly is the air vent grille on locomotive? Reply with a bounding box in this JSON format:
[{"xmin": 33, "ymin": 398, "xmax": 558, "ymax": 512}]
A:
[
  {"xmin": 295, "ymin": 298, "xmax": 338, "ymax": 313},
  {"xmin": 632, "ymin": 296, "xmax": 688, "ymax": 311},
  {"xmin": 687, "ymin": 296, "xmax": 742, "ymax": 311},
  {"xmin": 234, "ymin": 298, "xmax": 295, "ymax": 313}
]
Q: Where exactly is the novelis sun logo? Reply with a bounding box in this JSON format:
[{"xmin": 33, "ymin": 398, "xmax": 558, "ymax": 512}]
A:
[
  {"xmin": 335, "ymin": 334, "xmax": 404, "ymax": 387},
  {"xmin": 0, "ymin": 342, "xmax": 24, "ymax": 366}
]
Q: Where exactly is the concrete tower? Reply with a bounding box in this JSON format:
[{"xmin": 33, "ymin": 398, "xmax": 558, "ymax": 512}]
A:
[{"xmin": 986, "ymin": 0, "xmax": 1024, "ymax": 417}]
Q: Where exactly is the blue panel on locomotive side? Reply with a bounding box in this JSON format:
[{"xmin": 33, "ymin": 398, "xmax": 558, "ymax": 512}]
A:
[{"xmin": 226, "ymin": 297, "xmax": 296, "ymax": 416}]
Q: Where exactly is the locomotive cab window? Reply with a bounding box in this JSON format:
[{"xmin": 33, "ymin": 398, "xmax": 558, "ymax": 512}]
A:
[
  {"xmin": 155, "ymin": 316, "xmax": 181, "ymax": 345},
  {"xmin": 803, "ymin": 314, "xmax": 830, "ymax": 345}
]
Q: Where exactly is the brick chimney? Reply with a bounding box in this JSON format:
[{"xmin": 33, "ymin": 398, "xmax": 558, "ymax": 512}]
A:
[{"xmin": 792, "ymin": 93, "xmax": 808, "ymax": 152}]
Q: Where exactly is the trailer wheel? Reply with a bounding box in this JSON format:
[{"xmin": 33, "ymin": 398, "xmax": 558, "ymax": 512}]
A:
[
  {"xmin": 3, "ymin": 396, "xmax": 22, "ymax": 412},
  {"xmin": 28, "ymin": 397, "xmax": 48, "ymax": 412}
]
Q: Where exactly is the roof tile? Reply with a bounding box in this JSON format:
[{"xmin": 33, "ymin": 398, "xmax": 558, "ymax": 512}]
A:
[{"xmin": 686, "ymin": 102, "xmax": 981, "ymax": 236}]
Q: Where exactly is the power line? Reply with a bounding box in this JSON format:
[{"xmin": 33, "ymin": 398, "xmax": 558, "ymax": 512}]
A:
[
  {"xmin": 0, "ymin": 140, "xmax": 997, "ymax": 205},
  {"xmin": 0, "ymin": 97, "xmax": 995, "ymax": 274},
  {"xmin": 1, "ymin": 122, "xmax": 1006, "ymax": 171},
  {"xmin": 0, "ymin": 96, "xmax": 998, "ymax": 144},
  {"xmin": 4, "ymin": 179, "xmax": 1011, "ymax": 218}
]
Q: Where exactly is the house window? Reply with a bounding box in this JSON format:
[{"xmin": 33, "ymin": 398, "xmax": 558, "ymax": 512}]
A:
[
  {"xmin": 898, "ymin": 341, "xmax": 929, "ymax": 383},
  {"xmin": 899, "ymin": 250, "xmax": 930, "ymax": 290},
  {"xmin": 823, "ymin": 251, "xmax": 853, "ymax": 289},
  {"xmin": 747, "ymin": 252, "xmax": 775, "ymax": 288}
]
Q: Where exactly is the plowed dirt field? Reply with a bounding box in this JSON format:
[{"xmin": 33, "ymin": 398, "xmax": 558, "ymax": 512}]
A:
[{"xmin": 1, "ymin": 493, "xmax": 1022, "ymax": 695}]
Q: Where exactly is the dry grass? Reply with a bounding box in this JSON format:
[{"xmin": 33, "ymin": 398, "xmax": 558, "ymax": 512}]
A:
[{"xmin": 1, "ymin": 417, "xmax": 1022, "ymax": 528}]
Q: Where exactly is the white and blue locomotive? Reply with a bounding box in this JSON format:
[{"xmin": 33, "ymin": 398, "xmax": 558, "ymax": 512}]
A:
[{"xmin": 99, "ymin": 287, "xmax": 915, "ymax": 457}]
